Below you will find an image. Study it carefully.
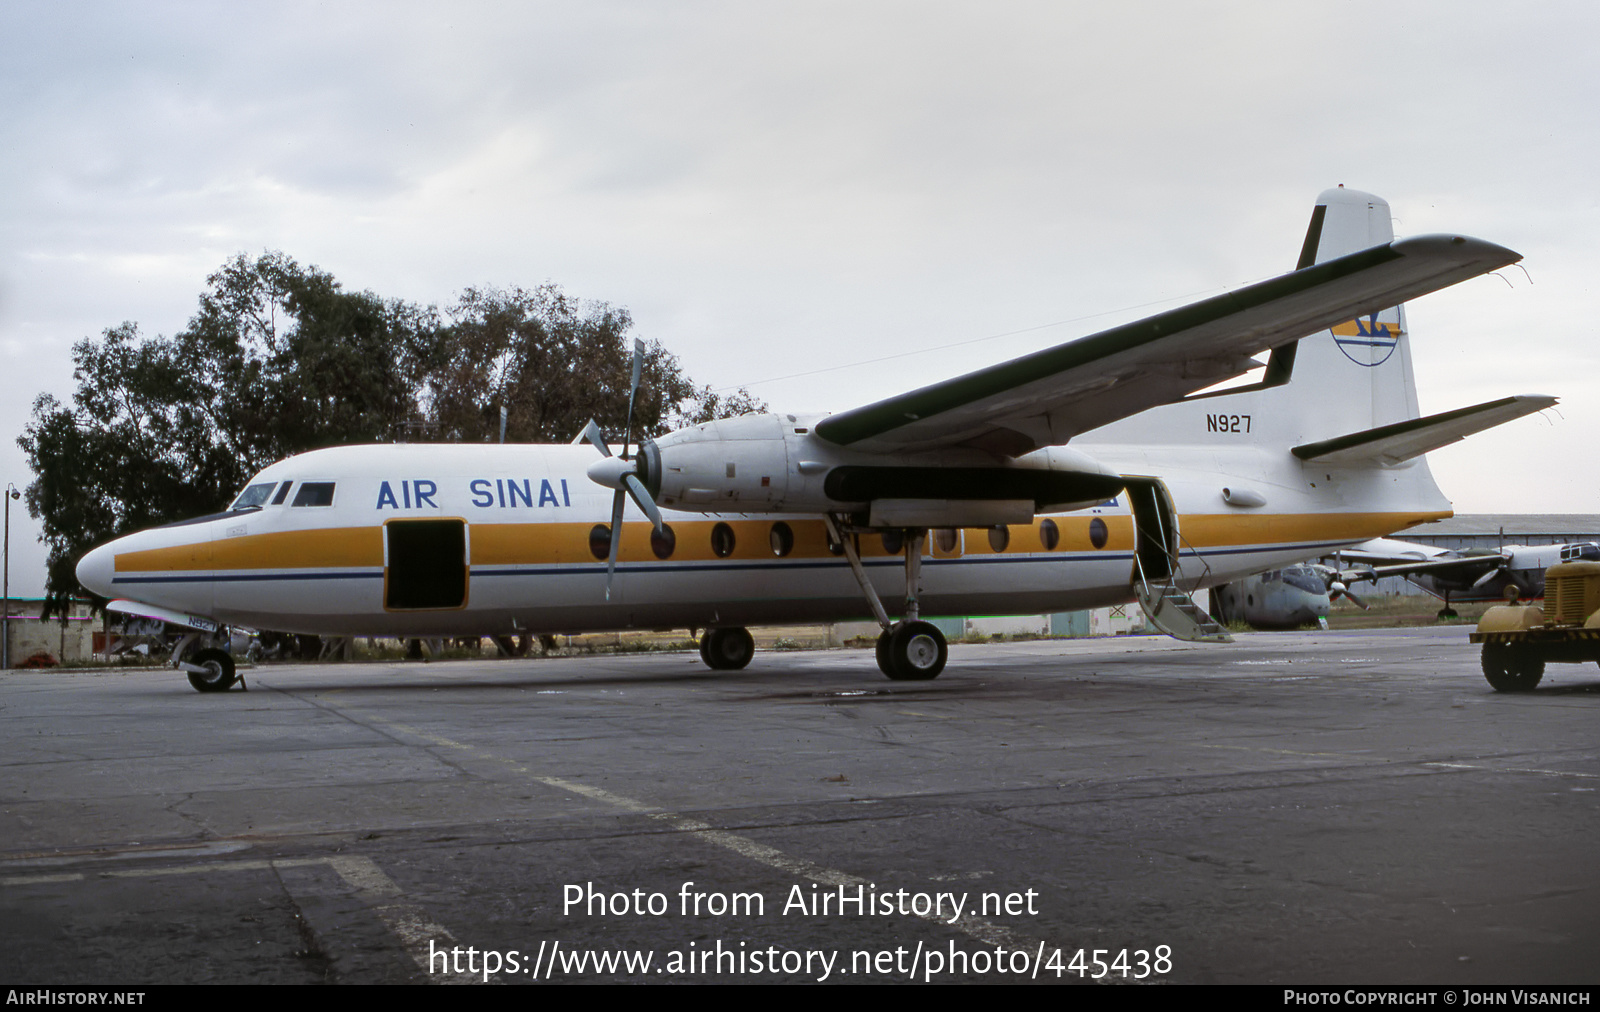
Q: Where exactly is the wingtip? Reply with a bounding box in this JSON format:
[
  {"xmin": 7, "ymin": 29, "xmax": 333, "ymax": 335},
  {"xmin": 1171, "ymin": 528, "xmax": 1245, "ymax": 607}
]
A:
[{"xmin": 1392, "ymin": 233, "xmax": 1522, "ymax": 267}]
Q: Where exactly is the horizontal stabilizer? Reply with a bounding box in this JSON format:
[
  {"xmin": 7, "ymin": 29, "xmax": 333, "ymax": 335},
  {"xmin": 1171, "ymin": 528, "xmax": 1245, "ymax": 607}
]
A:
[{"xmin": 1291, "ymin": 394, "xmax": 1557, "ymax": 466}]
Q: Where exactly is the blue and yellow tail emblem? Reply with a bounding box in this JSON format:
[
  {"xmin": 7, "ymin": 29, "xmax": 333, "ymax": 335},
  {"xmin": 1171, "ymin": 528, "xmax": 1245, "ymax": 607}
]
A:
[{"xmin": 1330, "ymin": 313, "xmax": 1402, "ymax": 367}]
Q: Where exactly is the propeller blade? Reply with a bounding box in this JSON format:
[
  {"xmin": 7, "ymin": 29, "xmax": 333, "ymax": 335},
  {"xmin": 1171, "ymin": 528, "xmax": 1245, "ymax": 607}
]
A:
[
  {"xmin": 575, "ymin": 418, "xmax": 611, "ymax": 457},
  {"xmin": 604, "ymin": 488, "xmax": 626, "ymax": 601},
  {"xmin": 622, "ymin": 472, "xmax": 663, "ymax": 533},
  {"xmin": 1471, "ymin": 565, "xmax": 1507, "ymax": 589},
  {"xmin": 620, "ymin": 338, "xmax": 645, "ymax": 460}
]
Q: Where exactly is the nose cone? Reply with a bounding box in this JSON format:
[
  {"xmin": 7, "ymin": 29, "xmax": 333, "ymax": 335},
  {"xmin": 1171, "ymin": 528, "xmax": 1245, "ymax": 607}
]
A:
[{"xmin": 76, "ymin": 541, "xmax": 116, "ymax": 598}]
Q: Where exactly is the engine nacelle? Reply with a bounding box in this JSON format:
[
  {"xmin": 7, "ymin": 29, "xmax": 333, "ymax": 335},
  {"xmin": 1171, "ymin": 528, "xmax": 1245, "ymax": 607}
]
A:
[
  {"xmin": 643, "ymin": 412, "xmax": 1126, "ymax": 525},
  {"xmin": 645, "ymin": 413, "xmax": 794, "ymax": 510}
]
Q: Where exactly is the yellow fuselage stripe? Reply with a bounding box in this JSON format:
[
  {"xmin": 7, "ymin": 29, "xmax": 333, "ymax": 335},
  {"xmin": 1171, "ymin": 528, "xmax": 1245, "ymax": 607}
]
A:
[{"xmin": 114, "ymin": 511, "xmax": 1449, "ymax": 573}]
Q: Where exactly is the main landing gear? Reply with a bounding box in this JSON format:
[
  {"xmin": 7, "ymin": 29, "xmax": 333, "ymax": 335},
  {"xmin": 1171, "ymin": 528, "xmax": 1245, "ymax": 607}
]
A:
[
  {"xmin": 827, "ymin": 515, "xmax": 948, "ymax": 681},
  {"xmin": 874, "ymin": 621, "xmax": 948, "ymax": 681},
  {"xmin": 700, "ymin": 627, "xmax": 755, "ymax": 670}
]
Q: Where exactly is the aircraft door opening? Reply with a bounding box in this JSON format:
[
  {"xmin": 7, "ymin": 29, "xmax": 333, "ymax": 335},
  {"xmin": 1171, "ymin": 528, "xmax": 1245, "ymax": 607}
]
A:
[
  {"xmin": 385, "ymin": 518, "xmax": 468, "ymax": 610},
  {"xmin": 1125, "ymin": 479, "xmax": 1178, "ymax": 585}
]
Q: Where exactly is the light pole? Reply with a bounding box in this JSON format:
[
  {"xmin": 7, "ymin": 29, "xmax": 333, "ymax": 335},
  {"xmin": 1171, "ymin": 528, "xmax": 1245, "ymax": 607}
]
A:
[{"xmin": 2, "ymin": 483, "xmax": 16, "ymax": 670}]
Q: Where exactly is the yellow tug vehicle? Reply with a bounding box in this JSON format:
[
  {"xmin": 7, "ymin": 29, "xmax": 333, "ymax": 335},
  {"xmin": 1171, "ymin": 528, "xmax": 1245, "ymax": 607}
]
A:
[{"xmin": 1470, "ymin": 561, "xmax": 1600, "ymax": 692}]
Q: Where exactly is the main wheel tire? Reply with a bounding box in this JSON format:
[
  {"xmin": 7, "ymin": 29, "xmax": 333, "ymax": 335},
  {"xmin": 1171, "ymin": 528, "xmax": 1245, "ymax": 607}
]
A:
[
  {"xmin": 875, "ymin": 629, "xmax": 895, "ymax": 677},
  {"xmin": 1482, "ymin": 642, "xmax": 1544, "ymax": 692},
  {"xmin": 702, "ymin": 627, "xmax": 754, "ymax": 670},
  {"xmin": 187, "ymin": 648, "xmax": 237, "ymax": 693},
  {"xmin": 883, "ymin": 621, "xmax": 947, "ymax": 681}
]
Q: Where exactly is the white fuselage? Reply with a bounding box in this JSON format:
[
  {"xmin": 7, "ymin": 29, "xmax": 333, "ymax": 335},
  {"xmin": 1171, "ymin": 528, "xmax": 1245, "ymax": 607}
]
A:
[{"xmin": 75, "ymin": 428, "xmax": 1449, "ymax": 638}]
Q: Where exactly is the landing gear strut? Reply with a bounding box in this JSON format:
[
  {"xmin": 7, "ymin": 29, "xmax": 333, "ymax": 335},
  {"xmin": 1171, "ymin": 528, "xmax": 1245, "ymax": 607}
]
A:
[
  {"xmin": 827, "ymin": 515, "xmax": 948, "ymax": 681},
  {"xmin": 1437, "ymin": 591, "xmax": 1459, "ymax": 621}
]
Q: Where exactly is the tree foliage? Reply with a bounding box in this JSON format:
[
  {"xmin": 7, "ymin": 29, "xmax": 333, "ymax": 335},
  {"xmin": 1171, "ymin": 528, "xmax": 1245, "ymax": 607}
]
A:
[
  {"xmin": 19, "ymin": 253, "xmax": 763, "ymax": 614},
  {"xmin": 429, "ymin": 284, "xmax": 763, "ymax": 444}
]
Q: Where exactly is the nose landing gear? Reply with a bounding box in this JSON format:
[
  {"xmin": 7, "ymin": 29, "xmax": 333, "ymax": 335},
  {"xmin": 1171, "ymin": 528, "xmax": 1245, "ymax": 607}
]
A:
[{"xmin": 172, "ymin": 631, "xmax": 243, "ymax": 693}]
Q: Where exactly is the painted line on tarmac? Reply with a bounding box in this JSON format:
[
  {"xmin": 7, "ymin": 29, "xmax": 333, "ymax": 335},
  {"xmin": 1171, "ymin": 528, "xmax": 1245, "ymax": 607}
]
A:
[
  {"xmin": 382, "ymin": 718, "xmax": 1039, "ymax": 951},
  {"xmin": 1425, "ymin": 761, "xmax": 1600, "ymax": 780},
  {"xmin": 2, "ymin": 853, "xmax": 478, "ymax": 983}
]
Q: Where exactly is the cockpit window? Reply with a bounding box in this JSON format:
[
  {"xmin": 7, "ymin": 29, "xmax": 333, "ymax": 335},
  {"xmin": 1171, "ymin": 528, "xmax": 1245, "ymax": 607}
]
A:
[
  {"xmin": 291, "ymin": 482, "xmax": 336, "ymax": 507},
  {"xmin": 231, "ymin": 482, "xmax": 278, "ymax": 510},
  {"xmin": 1282, "ymin": 567, "xmax": 1325, "ymax": 594},
  {"xmin": 271, "ymin": 482, "xmax": 293, "ymax": 505}
]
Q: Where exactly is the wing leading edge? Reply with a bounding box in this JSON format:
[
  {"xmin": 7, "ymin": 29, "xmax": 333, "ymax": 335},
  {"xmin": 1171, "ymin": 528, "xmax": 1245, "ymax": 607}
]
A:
[{"xmin": 813, "ymin": 235, "xmax": 1521, "ymax": 456}]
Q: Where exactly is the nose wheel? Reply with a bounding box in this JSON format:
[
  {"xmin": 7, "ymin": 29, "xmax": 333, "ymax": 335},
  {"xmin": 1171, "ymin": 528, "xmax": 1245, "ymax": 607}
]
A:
[{"xmin": 185, "ymin": 647, "xmax": 238, "ymax": 693}]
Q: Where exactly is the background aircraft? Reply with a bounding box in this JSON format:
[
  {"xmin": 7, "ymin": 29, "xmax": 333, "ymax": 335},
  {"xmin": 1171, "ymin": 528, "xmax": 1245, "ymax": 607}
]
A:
[
  {"xmin": 1206, "ymin": 564, "xmax": 1368, "ymax": 630},
  {"xmin": 1330, "ymin": 537, "xmax": 1600, "ymax": 616}
]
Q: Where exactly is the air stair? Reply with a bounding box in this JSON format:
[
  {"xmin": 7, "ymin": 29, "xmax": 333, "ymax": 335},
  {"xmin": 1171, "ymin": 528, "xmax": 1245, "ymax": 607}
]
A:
[
  {"xmin": 1136, "ymin": 577, "xmax": 1233, "ymax": 643},
  {"xmin": 1126, "ymin": 478, "xmax": 1232, "ymax": 644}
]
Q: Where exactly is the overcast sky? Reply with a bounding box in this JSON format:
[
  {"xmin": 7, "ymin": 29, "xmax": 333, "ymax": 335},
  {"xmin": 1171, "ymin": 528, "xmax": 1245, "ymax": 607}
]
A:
[{"xmin": 2, "ymin": 1, "xmax": 1595, "ymax": 596}]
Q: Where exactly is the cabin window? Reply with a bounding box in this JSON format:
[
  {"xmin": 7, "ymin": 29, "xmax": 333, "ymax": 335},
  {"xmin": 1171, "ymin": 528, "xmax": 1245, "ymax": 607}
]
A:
[
  {"xmin": 231, "ymin": 482, "xmax": 277, "ymax": 509},
  {"xmin": 988, "ymin": 526, "xmax": 1009, "ymax": 552},
  {"xmin": 934, "ymin": 528, "xmax": 959, "ymax": 553},
  {"xmin": 769, "ymin": 522, "xmax": 794, "ymax": 557},
  {"xmin": 650, "ymin": 524, "xmax": 676, "ymax": 560},
  {"xmin": 1039, "ymin": 519, "xmax": 1060, "ymax": 551},
  {"xmin": 1088, "ymin": 517, "xmax": 1108, "ymax": 549},
  {"xmin": 711, "ymin": 522, "xmax": 736, "ymax": 558},
  {"xmin": 291, "ymin": 482, "xmax": 336, "ymax": 507},
  {"xmin": 589, "ymin": 525, "xmax": 611, "ymax": 561},
  {"xmin": 881, "ymin": 529, "xmax": 903, "ymax": 555}
]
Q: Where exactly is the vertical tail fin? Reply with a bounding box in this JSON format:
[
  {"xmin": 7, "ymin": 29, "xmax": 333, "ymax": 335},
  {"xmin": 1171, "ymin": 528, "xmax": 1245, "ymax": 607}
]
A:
[
  {"xmin": 1097, "ymin": 187, "xmax": 1425, "ymax": 448},
  {"xmin": 1291, "ymin": 186, "xmax": 1420, "ymax": 436}
]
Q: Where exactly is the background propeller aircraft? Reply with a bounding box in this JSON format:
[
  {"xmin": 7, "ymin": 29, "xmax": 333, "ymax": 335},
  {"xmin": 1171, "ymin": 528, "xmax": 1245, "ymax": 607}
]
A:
[
  {"xmin": 1207, "ymin": 563, "xmax": 1359, "ymax": 631},
  {"xmin": 76, "ymin": 188, "xmax": 1556, "ymax": 691},
  {"xmin": 1329, "ymin": 537, "xmax": 1600, "ymax": 617}
]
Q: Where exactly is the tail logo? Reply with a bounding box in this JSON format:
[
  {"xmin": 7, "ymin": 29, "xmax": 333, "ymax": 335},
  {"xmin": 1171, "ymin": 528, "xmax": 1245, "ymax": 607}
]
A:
[{"xmin": 1331, "ymin": 313, "xmax": 1401, "ymax": 367}]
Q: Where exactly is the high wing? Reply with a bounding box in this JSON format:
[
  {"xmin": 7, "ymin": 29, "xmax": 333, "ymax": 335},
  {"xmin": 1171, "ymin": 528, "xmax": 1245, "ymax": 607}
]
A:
[
  {"xmin": 1337, "ymin": 554, "xmax": 1511, "ymax": 588},
  {"xmin": 812, "ymin": 235, "xmax": 1521, "ymax": 456},
  {"xmin": 1326, "ymin": 538, "xmax": 1511, "ymax": 589}
]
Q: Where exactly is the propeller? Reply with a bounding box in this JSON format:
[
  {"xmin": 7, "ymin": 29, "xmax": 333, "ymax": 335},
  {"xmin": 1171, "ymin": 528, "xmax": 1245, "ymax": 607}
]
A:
[
  {"xmin": 1314, "ymin": 563, "xmax": 1370, "ymax": 610},
  {"xmin": 580, "ymin": 339, "xmax": 664, "ymax": 599},
  {"xmin": 1326, "ymin": 579, "xmax": 1369, "ymax": 610}
]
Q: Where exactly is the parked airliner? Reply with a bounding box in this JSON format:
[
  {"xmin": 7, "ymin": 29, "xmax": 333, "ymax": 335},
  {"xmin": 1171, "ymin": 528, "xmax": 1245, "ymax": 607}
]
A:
[{"xmin": 76, "ymin": 187, "xmax": 1555, "ymax": 691}]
